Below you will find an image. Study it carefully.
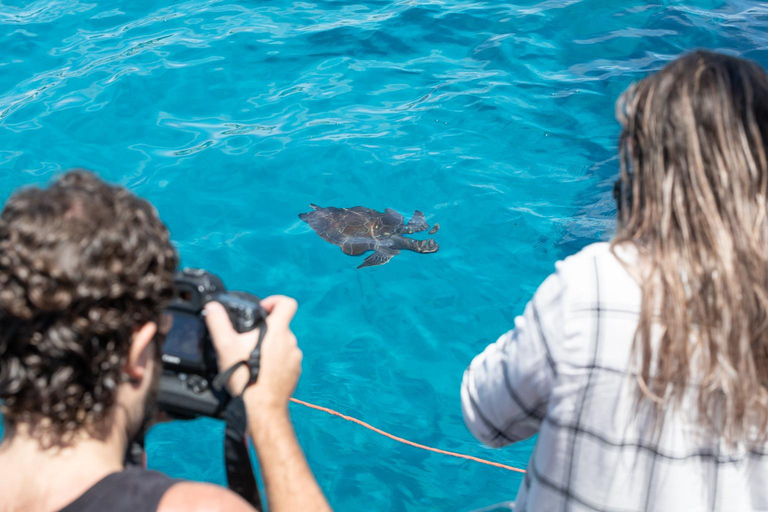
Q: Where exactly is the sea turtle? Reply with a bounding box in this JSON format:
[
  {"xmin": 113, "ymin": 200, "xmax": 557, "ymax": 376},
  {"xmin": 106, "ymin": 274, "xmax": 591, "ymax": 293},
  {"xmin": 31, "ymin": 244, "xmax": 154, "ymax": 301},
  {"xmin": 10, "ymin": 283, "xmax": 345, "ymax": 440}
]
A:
[{"xmin": 298, "ymin": 204, "xmax": 440, "ymax": 269}]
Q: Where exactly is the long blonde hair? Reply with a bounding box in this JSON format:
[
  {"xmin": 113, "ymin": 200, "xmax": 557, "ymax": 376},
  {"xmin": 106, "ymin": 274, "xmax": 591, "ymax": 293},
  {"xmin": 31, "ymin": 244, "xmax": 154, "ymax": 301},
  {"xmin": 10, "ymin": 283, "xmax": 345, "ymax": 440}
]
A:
[{"xmin": 612, "ymin": 50, "xmax": 768, "ymax": 443}]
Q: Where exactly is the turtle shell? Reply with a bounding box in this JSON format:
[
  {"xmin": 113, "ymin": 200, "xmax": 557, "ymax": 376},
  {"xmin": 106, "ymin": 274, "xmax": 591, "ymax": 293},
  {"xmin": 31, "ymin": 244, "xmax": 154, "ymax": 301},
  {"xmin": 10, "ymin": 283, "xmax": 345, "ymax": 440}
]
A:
[{"xmin": 298, "ymin": 205, "xmax": 406, "ymax": 248}]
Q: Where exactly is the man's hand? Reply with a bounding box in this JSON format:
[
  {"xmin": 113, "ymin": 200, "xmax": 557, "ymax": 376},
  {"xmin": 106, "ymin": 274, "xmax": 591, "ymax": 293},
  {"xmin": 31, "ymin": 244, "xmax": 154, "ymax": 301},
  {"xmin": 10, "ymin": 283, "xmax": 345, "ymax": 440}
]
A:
[
  {"xmin": 205, "ymin": 296, "xmax": 303, "ymax": 407},
  {"xmin": 205, "ymin": 296, "xmax": 331, "ymax": 512}
]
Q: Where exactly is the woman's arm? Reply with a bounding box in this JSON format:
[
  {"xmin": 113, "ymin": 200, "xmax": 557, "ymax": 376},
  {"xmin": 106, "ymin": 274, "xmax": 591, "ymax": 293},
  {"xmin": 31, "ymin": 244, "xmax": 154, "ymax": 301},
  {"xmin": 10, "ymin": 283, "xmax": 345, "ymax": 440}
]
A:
[{"xmin": 461, "ymin": 268, "xmax": 563, "ymax": 447}]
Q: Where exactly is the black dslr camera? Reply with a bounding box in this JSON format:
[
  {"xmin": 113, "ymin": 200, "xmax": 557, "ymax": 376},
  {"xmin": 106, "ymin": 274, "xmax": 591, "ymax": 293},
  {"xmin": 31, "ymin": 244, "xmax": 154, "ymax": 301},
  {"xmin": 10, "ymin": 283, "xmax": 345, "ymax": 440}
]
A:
[{"xmin": 157, "ymin": 268, "xmax": 267, "ymax": 419}]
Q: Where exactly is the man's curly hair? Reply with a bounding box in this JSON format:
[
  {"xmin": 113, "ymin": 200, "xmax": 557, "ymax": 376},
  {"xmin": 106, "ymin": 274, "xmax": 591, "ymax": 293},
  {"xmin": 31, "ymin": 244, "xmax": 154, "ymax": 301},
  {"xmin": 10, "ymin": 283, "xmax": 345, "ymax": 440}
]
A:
[{"xmin": 0, "ymin": 170, "xmax": 178, "ymax": 438}]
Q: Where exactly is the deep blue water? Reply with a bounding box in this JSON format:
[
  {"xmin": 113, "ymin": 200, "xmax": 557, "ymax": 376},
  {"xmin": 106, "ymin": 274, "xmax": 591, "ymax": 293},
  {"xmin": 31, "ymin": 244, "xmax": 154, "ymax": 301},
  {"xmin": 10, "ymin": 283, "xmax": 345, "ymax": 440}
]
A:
[{"xmin": 2, "ymin": 1, "xmax": 768, "ymax": 510}]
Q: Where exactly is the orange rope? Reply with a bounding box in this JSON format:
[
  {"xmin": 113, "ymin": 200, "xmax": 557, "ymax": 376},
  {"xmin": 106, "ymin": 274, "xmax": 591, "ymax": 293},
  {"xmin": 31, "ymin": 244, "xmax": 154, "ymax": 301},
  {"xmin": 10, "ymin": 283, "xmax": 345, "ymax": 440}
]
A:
[{"xmin": 289, "ymin": 397, "xmax": 526, "ymax": 474}]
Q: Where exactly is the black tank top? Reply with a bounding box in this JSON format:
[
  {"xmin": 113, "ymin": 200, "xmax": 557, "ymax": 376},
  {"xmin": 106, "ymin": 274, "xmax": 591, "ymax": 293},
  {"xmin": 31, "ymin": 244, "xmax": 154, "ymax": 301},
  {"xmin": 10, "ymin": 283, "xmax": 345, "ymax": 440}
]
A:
[{"xmin": 58, "ymin": 467, "xmax": 180, "ymax": 512}]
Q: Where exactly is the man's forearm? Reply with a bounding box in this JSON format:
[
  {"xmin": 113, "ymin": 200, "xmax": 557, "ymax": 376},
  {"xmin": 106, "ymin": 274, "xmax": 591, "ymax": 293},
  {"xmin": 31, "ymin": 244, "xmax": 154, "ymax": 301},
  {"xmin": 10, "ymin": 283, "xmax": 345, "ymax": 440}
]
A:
[{"xmin": 246, "ymin": 401, "xmax": 331, "ymax": 512}]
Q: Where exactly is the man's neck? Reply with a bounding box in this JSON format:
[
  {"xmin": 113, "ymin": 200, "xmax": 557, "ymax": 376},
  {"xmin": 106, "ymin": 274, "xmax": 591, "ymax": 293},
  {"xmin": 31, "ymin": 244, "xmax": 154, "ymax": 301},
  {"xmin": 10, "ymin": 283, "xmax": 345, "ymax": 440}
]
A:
[{"xmin": 0, "ymin": 420, "xmax": 129, "ymax": 512}]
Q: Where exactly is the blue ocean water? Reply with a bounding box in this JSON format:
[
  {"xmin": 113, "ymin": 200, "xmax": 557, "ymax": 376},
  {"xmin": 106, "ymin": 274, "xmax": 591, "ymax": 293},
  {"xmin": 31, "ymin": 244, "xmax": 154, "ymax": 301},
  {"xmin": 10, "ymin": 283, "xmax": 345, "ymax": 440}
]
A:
[{"xmin": 2, "ymin": 0, "xmax": 768, "ymax": 509}]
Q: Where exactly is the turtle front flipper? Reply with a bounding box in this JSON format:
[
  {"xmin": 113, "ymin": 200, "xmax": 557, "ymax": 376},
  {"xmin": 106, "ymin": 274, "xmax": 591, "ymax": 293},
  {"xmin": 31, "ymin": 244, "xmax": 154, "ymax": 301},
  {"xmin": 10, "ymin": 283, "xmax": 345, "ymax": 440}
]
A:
[
  {"xmin": 406, "ymin": 210, "xmax": 429, "ymax": 233},
  {"xmin": 357, "ymin": 248, "xmax": 400, "ymax": 269}
]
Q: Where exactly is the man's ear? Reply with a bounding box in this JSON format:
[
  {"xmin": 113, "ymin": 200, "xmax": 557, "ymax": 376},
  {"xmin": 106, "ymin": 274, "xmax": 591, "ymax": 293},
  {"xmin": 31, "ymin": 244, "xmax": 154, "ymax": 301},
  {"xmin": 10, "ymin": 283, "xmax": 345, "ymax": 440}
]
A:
[{"xmin": 125, "ymin": 322, "xmax": 158, "ymax": 381}]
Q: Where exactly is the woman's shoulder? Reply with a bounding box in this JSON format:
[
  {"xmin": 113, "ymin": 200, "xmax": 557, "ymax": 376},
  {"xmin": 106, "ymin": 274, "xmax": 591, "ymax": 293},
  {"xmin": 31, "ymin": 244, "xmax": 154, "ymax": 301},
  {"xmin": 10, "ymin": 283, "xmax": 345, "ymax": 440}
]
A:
[
  {"xmin": 553, "ymin": 240, "xmax": 640, "ymax": 308},
  {"xmin": 556, "ymin": 241, "xmax": 629, "ymax": 275}
]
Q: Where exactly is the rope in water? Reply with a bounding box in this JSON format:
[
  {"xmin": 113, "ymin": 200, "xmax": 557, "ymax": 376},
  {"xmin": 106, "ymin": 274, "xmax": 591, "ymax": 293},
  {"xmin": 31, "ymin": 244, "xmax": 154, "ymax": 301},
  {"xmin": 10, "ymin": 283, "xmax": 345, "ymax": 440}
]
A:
[{"xmin": 289, "ymin": 397, "xmax": 527, "ymax": 474}]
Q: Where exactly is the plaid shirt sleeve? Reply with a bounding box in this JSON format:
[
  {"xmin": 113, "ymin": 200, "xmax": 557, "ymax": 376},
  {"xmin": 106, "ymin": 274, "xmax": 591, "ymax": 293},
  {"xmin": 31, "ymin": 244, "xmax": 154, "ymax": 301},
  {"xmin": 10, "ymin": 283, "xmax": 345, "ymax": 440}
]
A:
[{"xmin": 461, "ymin": 263, "xmax": 563, "ymax": 448}]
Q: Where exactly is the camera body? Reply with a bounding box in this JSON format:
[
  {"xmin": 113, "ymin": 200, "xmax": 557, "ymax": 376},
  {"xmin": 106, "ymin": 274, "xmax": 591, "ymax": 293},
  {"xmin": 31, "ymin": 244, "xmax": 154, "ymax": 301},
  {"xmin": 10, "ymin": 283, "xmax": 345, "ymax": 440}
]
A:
[{"xmin": 157, "ymin": 268, "xmax": 266, "ymax": 419}]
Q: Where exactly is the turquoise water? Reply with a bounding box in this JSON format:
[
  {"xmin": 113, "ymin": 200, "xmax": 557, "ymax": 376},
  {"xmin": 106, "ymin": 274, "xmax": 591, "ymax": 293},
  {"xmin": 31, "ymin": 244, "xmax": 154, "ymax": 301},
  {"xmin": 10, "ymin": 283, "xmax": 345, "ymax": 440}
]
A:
[{"xmin": 2, "ymin": 1, "xmax": 768, "ymax": 510}]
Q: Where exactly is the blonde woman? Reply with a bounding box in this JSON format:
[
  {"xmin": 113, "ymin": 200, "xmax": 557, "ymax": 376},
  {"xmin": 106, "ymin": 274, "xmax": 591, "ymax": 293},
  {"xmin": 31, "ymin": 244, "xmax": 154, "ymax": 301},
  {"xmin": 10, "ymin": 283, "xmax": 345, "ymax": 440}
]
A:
[{"xmin": 462, "ymin": 50, "xmax": 768, "ymax": 511}]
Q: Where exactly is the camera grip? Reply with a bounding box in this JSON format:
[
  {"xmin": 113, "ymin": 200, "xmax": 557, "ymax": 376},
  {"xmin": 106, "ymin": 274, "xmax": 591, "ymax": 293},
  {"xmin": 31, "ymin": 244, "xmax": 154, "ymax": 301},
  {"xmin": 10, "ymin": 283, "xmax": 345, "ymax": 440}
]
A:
[{"xmin": 217, "ymin": 291, "xmax": 267, "ymax": 333}]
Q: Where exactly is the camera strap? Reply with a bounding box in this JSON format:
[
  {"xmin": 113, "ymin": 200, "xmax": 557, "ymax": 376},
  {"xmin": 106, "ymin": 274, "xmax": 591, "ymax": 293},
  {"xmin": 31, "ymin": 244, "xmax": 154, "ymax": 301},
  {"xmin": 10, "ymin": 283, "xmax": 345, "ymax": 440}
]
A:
[
  {"xmin": 213, "ymin": 323, "xmax": 268, "ymax": 511},
  {"xmin": 212, "ymin": 325, "xmax": 267, "ymax": 394},
  {"xmin": 223, "ymin": 396, "xmax": 262, "ymax": 511}
]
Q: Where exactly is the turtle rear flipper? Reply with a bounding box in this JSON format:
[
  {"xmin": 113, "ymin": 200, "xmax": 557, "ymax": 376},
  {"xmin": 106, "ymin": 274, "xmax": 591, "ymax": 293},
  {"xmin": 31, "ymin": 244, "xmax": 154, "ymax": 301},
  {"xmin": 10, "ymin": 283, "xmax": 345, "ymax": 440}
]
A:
[
  {"xmin": 407, "ymin": 210, "xmax": 429, "ymax": 233},
  {"xmin": 357, "ymin": 248, "xmax": 400, "ymax": 269}
]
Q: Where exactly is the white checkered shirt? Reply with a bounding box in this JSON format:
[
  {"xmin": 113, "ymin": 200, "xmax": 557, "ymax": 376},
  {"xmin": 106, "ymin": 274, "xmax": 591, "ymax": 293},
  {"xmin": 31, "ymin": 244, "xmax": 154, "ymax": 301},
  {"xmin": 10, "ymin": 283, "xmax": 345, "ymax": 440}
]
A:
[{"xmin": 461, "ymin": 242, "xmax": 768, "ymax": 512}]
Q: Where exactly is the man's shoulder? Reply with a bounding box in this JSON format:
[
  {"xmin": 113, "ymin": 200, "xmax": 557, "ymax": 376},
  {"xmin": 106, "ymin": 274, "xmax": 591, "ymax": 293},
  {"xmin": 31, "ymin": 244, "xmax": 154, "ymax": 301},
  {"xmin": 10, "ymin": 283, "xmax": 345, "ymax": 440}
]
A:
[{"xmin": 159, "ymin": 481, "xmax": 256, "ymax": 512}]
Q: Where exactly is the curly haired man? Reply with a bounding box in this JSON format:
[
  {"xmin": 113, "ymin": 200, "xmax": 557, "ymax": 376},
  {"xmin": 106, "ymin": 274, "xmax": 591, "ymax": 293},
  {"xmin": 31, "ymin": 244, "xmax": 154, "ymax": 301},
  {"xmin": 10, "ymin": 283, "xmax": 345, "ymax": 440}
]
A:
[{"xmin": 0, "ymin": 170, "xmax": 331, "ymax": 512}]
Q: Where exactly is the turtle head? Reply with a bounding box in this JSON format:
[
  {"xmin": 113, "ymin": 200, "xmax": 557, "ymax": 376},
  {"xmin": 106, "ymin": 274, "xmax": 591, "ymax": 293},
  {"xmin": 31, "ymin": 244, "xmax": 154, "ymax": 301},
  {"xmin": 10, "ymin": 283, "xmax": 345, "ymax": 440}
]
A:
[{"xmin": 417, "ymin": 238, "xmax": 439, "ymax": 253}]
